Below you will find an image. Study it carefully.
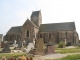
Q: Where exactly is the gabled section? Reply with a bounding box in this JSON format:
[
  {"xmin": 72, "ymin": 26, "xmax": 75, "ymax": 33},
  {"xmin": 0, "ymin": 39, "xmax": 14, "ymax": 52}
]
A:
[{"xmin": 22, "ymin": 19, "xmax": 38, "ymax": 28}]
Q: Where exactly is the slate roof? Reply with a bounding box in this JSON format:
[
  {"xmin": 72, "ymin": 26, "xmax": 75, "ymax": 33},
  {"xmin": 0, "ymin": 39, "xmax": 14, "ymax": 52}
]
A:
[
  {"xmin": 39, "ymin": 22, "xmax": 75, "ymax": 32},
  {"xmin": 7, "ymin": 26, "xmax": 21, "ymax": 33},
  {"xmin": 29, "ymin": 20, "xmax": 39, "ymax": 28},
  {"xmin": 0, "ymin": 34, "xmax": 3, "ymax": 38},
  {"xmin": 31, "ymin": 11, "xmax": 40, "ymax": 17}
]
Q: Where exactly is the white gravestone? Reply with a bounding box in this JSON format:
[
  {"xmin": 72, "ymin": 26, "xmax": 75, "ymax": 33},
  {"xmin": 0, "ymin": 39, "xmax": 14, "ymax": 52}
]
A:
[
  {"xmin": 13, "ymin": 40, "xmax": 18, "ymax": 47},
  {"xmin": 33, "ymin": 38, "xmax": 35, "ymax": 45},
  {"xmin": 24, "ymin": 43, "xmax": 34, "ymax": 53},
  {"xmin": 65, "ymin": 39, "xmax": 67, "ymax": 44}
]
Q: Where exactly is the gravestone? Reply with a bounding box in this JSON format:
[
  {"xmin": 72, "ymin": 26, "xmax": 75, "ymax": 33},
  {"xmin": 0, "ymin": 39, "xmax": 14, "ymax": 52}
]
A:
[
  {"xmin": 1, "ymin": 42, "xmax": 4, "ymax": 48},
  {"xmin": 23, "ymin": 43, "xmax": 34, "ymax": 53},
  {"xmin": 26, "ymin": 40, "xmax": 31, "ymax": 46},
  {"xmin": 18, "ymin": 41, "xmax": 23, "ymax": 48},
  {"xmin": 27, "ymin": 43, "xmax": 34, "ymax": 50},
  {"xmin": 13, "ymin": 40, "xmax": 18, "ymax": 48},
  {"xmin": 45, "ymin": 42, "xmax": 55, "ymax": 54},
  {"xmin": 2, "ymin": 41, "xmax": 11, "ymax": 53},
  {"xmin": 35, "ymin": 38, "xmax": 44, "ymax": 55}
]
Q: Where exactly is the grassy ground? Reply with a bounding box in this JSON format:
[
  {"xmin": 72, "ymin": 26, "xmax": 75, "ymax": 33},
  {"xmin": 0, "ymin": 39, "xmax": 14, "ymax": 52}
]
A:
[
  {"xmin": 55, "ymin": 54, "xmax": 80, "ymax": 60},
  {"xmin": 55, "ymin": 47, "xmax": 80, "ymax": 54},
  {"xmin": 0, "ymin": 53, "xmax": 27, "ymax": 58},
  {"xmin": 45, "ymin": 54, "xmax": 80, "ymax": 60}
]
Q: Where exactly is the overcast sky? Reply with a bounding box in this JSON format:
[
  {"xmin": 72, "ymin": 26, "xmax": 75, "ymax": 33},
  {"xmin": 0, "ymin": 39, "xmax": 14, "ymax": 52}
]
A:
[{"xmin": 0, "ymin": 0, "xmax": 80, "ymax": 39}]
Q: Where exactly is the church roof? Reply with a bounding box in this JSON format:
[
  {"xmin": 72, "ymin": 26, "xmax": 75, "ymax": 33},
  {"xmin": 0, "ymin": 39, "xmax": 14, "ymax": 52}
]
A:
[
  {"xmin": 29, "ymin": 20, "xmax": 39, "ymax": 28},
  {"xmin": 39, "ymin": 22, "xmax": 75, "ymax": 32},
  {"xmin": 23, "ymin": 19, "xmax": 39, "ymax": 28},
  {"xmin": 31, "ymin": 11, "xmax": 40, "ymax": 17},
  {"xmin": 7, "ymin": 26, "xmax": 21, "ymax": 33}
]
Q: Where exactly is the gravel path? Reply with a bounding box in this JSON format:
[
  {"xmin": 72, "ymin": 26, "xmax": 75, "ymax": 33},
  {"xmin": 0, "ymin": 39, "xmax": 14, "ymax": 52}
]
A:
[
  {"xmin": 33, "ymin": 54, "xmax": 67, "ymax": 60},
  {"xmin": 33, "ymin": 52, "xmax": 80, "ymax": 60}
]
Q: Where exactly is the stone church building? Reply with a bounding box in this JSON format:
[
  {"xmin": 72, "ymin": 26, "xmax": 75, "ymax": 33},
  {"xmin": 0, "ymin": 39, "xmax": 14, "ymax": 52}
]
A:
[{"xmin": 4, "ymin": 10, "xmax": 79, "ymax": 45}]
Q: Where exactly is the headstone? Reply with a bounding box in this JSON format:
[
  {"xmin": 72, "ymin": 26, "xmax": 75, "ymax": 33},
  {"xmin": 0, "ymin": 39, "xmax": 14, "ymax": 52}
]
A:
[
  {"xmin": 27, "ymin": 43, "xmax": 34, "ymax": 50},
  {"xmin": 35, "ymin": 38, "xmax": 44, "ymax": 55},
  {"xmin": 23, "ymin": 40, "xmax": 26, "ymax": 47},
  {"xmin": 1, "ymin": 42, "xmax": 4, "ymax": 48},
  {"xmin": 65, "ymin": 39, "xmax": 67, "ymax": 44},
  {"xmin": 13, "ymin": 40, "xmax": 18, "ymax": 48},
  {"xmin": 18, "ymin": 41, "xmax": 23, "ymax": 48},
  {"xmin": 26, "ymin": 40, "xmax": 31, "ymax": 46},
  {"xmin": 45, "ymin": 42, "xmax": 55, "ymax": 54},
  {"xmin": 2, "ymin": 41, "xmax": 11, "ymax": 53},
  {"xmin": 66, "ymin": 42, "xmax": 71, "ymax": 46},
  {"xmin": 23, "ymin": 43, "xmax": 34, "ymax": 53},
  {"xmin": 33, "ymin": 38, "xmax": 35, "ymax": 46},
  {"xmin": 14, "ymin": 40, "xmax": 17, "ymax": 44}
]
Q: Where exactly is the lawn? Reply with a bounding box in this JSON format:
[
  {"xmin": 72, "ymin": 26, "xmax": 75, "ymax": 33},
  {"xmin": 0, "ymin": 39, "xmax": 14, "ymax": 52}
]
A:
[
  {"xmin": 45, "ymin": 54, "xmax": 80, "ymax": 60},
  {"xmin": 55, "ymin": 47, "xmax": 80, "ymax": 54},
  {"xmin": 0, "ymin": 52, "xmax": 27, "ymax": 58},
  {"xmin": 55, "ymin": 54, "xmax": 80, "ymax": 60}
]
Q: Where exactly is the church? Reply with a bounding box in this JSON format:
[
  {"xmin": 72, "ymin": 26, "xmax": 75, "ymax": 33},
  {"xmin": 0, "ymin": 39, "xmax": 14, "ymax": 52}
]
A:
[{"xmin": 4, "ymin": 10, "xmax": 79, "ymax": 45}]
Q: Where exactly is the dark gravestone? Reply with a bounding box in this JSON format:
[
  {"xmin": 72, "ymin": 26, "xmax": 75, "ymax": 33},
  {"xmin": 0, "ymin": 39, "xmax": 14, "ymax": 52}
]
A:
[
  {"xmin": 26, "ymin": 40, "xmax": 31, "ymax": 46},
  {"xmin": 45, "ymin": 42, "xmax": 55, "ymax": 54},
  {"xmin": 2, "ymin": 41, "xmax": 11, "ymax": 53},
  {"xmin": 66, "ymin": 42, "xmax": 71, "ymax": 46},
  {"xmin": 18, "ymin": 41, "xmax": 23, "ymax": 48},
  {"xmin": 1, "ymin": 42, "xmax": 4, "ymax": 48}
]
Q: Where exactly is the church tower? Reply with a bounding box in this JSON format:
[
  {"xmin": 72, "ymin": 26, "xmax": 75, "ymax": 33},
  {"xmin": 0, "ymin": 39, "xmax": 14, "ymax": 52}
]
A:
[{"xmin": 31, "ymin": 10, "xmax": 42, "ymax": 27}]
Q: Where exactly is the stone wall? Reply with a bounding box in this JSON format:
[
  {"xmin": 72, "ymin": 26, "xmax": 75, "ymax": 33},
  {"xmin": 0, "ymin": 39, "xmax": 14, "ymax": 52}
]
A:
[
  {"xmin": 21, "ymin": 19, "xmax": 39, "ymax": 43},
  {"xmin": 5, "ymin": 33, "xmax": 21, "ymax": 44},
  {"xmin": 39, "ymin": 31, "xmax": 79, "ymax": 44}
]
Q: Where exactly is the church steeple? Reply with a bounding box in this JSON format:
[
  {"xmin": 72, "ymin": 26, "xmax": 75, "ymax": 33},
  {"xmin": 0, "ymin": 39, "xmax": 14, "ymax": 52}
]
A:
[{"xmin": 31, "ymin": 10, "xmax": 42, "ymax": 27}]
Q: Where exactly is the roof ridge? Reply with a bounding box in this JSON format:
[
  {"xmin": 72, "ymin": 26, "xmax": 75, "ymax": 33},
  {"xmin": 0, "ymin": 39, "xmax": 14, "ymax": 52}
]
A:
[
  {"xmin": 29, "ymin": 20, "xmax": 39, "ymax": 28},
  {"xmin": 42, "ymin": 22, "xmax": 74, "ymax": 25},
  {"xmin": 11, "ymin": 26, "xmax": 22, "ymax": 28}
]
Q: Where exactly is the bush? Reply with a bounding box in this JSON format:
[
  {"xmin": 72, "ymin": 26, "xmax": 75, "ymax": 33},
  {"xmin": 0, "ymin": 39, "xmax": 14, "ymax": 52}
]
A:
[{"xmin": 58, "ymin": 42, "xmax": 65, "ymax": 48}]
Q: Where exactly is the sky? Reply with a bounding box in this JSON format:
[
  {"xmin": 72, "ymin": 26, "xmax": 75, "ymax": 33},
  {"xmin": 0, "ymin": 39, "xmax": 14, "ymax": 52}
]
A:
[{"xmin": 0, "ymin": 0, "xmax": 80, "ymax": 39}]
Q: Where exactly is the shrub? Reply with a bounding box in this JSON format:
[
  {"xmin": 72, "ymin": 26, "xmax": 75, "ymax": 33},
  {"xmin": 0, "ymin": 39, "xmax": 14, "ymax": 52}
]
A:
[{"xmin": 58, "ymin": 42, "xmax": 65, "ymax": 48}]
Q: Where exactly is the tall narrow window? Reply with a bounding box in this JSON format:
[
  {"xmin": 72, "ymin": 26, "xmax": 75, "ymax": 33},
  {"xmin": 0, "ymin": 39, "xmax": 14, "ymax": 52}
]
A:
[
  {"xmin": 49, "ymin": 33, "xmax": 51, "ymax": 38},
  {"xmin": 39, "ymin": 33, "xmax": 42, "ymax": 38},
  {"xmin": 10, "ymin": 35, "xmax": 12, "ymax": 40},
  {"xmin": 26, "ymin": 30, "xmax": 29, "ymax": 37}
]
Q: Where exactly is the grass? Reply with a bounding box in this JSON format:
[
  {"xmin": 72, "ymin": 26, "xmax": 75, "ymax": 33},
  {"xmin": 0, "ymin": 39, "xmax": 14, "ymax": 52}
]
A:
[
  {"xmin": 55, "ymin": 54, "xmax": 80, "ymax": 60},
  {"xmin": 55, "ymin": 47, "xmax": 80, "ymax": 54},
  {"xmin": 0, "ymin": 52, "xmax": 27, "ymax": 58},
  {"xmin": 45, "ymin": 54, "xmax": 80, "ymax": 60}
]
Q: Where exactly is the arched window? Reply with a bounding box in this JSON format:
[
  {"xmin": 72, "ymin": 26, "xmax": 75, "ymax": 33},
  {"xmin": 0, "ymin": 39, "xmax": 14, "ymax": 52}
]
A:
[
  {"xmin": 26, "ymin": 30, "xmax": 29, "ymax": 37},
  {"xmin": 39, "ymin": 33, "xmax": 42, "ymax": 38}
]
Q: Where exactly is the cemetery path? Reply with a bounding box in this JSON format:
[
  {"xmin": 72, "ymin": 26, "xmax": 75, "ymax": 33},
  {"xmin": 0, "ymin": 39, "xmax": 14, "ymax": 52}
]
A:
[{"xmin": 33, "ymin": 52, "xmax": 80, "ymax": 60}]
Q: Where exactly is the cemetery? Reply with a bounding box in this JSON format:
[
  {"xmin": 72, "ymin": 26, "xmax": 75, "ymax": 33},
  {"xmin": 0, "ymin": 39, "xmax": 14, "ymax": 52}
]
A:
[
  {"xmin": 0, "ymin": 38, "xmax": 80, "ymax": 60},
  {"xmin": 0, "ymin": 10, "xmax": 79, "ymax": 60}
]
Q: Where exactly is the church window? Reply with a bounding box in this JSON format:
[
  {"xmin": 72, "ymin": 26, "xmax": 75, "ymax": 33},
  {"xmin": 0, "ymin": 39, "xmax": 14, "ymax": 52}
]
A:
[
  {"xmin": 26, "ymin": 30, "xmax": 30, "ymax": 37},
  {"xmin": 39, "ymin": 33, "xmax": 42, "ymax": 38},
  {"xmin": 49, "ymin": 33, "xmax": 51, "ymax": 38},
  {"xmin": 10, "ymin": 35, "xmax": 12, "ymax": 40}
]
